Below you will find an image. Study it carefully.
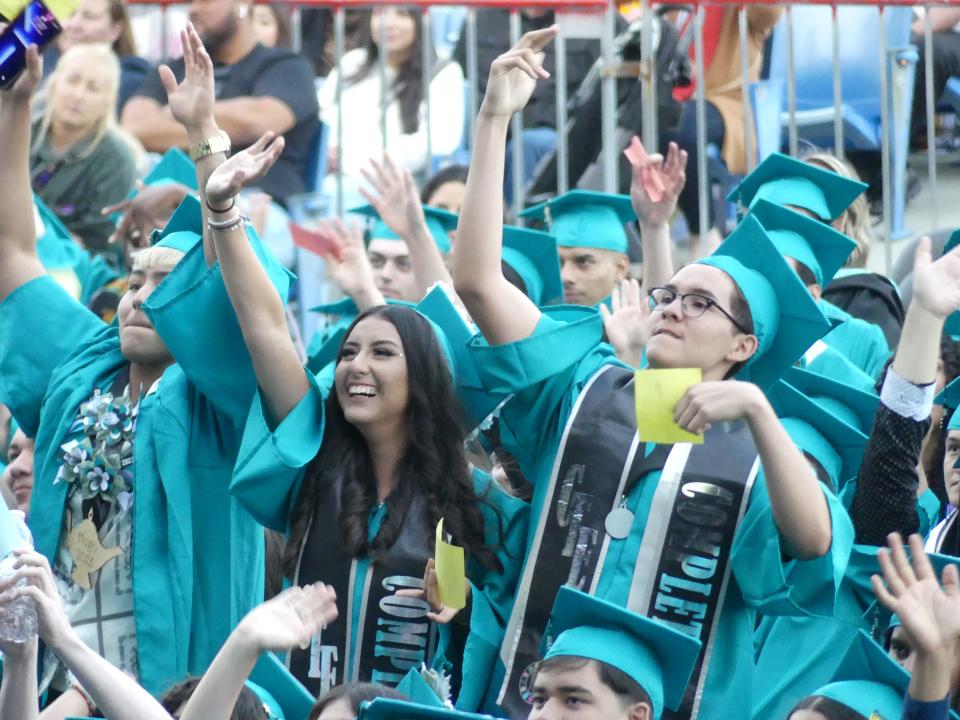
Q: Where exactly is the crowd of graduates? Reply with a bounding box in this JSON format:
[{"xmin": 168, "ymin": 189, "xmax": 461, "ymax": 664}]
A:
[{"xmin": 4, "ymin": 19, "xmax": 960, "ymax": 720}]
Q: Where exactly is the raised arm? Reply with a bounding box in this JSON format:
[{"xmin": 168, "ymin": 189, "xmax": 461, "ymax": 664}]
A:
[
  {"xmin": 204, "ymin": 132, "xmax": 308, "ymax": 423},
  {"xmin": 873, "ymin": 533, "xmax": 960, "ymax": 709},
  {"xmin": 675, "ymin": 381, "xmax": 833, "ymax": 558},
  {"xmin": 852, "ymin": 238, "xmax": 960, "ymax": 543},
  {"xmin": 179, "ymin": 584, "xmax": 337, "ymax": 720},
  {"xmin": 0, "ymin": 45, "xmax": 46, "ymax": 302},
  {"xmin": 0, "ymin": 551, "xmax": 171, "ymax": 720},
  {"xmin": 158, "ymin": 24, "xmax": 230, "ymax": 267},
  {"xmin": 452, "ymin": 28, "xmax": 557, "ymax": 345},
  {"xmin": 360, "ymin": 154, "xmax": 452, "ymax": 297},
  {"xmin": 628, "ymin": 138, "xmax": 686, "ymax": 292}
]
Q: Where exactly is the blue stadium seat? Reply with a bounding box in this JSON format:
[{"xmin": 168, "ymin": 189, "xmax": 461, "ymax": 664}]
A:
[
  {"xmin": 754, "ymin": 6, "xmax": 918, "ymax": 237},
  {"xmin": 942, "ymin": 76, "xmax": 960, "ymax": 115}
]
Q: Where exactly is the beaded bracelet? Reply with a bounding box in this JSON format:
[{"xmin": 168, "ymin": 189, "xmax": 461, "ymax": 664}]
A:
[{"xmin": 207, "ymin": 213, "xmax": 249, "ymax": 233}]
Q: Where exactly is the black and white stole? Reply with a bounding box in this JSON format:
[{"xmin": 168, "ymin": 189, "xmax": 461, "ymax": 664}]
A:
[
  {"xmin": 289, "ymin": 474, "xmax": 439, "ymax": 697},
  {"xmin": 497, "ymin": 365, "xmax": 760, "ymax": 720}
]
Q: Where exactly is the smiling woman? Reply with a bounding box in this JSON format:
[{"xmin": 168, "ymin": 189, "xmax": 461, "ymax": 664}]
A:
[{"xmin": 203, "ymin": 100, "xmax": 524, "ymax": 707}]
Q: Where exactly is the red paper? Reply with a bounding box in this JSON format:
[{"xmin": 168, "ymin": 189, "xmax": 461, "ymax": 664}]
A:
[
  {"xmin": 623, "ymin": 136, "xmax": 665, "ymax": 203},
  {"xmin": 623, "ymin": 135, "xmax": 649, "ymax": 166},
  {"xmin": 289, "ymin": 221, "xmax": 340, "ymax": 259}
]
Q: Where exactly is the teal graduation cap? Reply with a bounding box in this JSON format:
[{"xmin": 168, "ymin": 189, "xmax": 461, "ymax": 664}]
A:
[
  {"xmin": 144, "ymin": 147, "xmax": 198, "ymax": 191},
  {"xmin": 813, "ymin": 631, "xmax": 909, "ymax": 720},
  {"xmin": 350, "ymin": 204, "xmax": 457, "ymax": 254},
  {"xmin": 767, "ymin": 378, "xmax": 869, "ymax": 490},
  {"xmin": 149, "ymin": 194, "xmax": 203, "ymax": 254},
  {"xmin": 783, "ymin": 366, "xmax": 879, "ymax": 435},
  {"xmin": 936, "ymin": 375, "xmax": 960, "ymax": 432},
  {"xmin": 696, "ymin": 215, "xmax": 832, "ymax": 389},
  {"xmin": 247, "ymin": 652, "xmax": 316, "ymax": 720},
  {"xmin": 748, "ymin": 198, "xmax": 856, "ymax": 287},
  {"xmin": 357, "ymin": 699, "xmax": 501, "ymax": 720},
  {"xmin": 537, "ymin": 586, "xmax": 701, "ymax": 720},
  {"xmin": 727, "ymin": 152, "xmax": 868, "ymax": 221},
  {"xmin": 395, "ymin": 666, "xmax": 448, "ymax": 708},
  {"xmin": 519, "ymin": 190, "xmax": 636, "ymax": 254},
  {"xmin": 502, "ymin": 225, "xmax": 563, "ymax": 306}
]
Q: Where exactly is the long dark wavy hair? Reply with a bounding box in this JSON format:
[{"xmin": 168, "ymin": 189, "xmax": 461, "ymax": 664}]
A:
[
  {"xmin": 347, "ymin": 8, "xmax": 431, "ymax": 134},
  {"xmin": 283, "ymin": 305, "xmax": 503, "ymax": 577}
]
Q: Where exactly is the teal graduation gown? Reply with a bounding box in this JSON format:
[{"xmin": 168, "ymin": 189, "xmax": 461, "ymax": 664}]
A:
[
  {"xmin": 820, "ymin": 300, "xmax": 890, "ymax": 381},
  {"xmin": 0, "ymin": 232, "xmax": 292, "ymax": 696},
  {"xmin": 229, "ymin": 371, "xmax": 528, "ymax": 713},
  {"xmin": 751, "ymin": 483, "xmax": 940, "ymax": 720},
  {"xmin": 465, "ymin": 309, "xmax": 854, "ymax": 720}
]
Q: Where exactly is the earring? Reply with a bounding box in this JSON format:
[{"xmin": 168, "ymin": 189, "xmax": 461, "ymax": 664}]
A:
[{"xmin": 237, "ymin": 4, "xmax": 248, "ymax": 19}]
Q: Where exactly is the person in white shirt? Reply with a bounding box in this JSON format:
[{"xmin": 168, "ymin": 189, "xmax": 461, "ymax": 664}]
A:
[{"xmin": 319, "ymin": 6, "xmax": 464, "ymax": 198}]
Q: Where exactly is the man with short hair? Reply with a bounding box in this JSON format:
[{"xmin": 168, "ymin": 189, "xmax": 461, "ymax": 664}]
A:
[
  {"xmin": 520, "ymin": 191, "xmax": 634, "ymax": 308},
  {"xmin": 122, "ymin": 0, "xmax": 317, "ymax": 205},
  {"xmin": 525, "ymin": 588, "xmax": 699, "ymax": 720},
  {"xmin": 0, "ymin": 36, "xmax": 290, "ymax": 695}
]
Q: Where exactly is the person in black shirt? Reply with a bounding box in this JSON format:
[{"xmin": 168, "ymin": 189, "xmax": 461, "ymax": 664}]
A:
[{"xmin": 122, "ymin": 0, "xmax": 317, "ymax": 205}]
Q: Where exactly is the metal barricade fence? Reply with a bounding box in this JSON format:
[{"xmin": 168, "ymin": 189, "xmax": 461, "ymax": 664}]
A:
[{"xmin": 127, "ymin": 0, "xmax": 960, "ymax": 272}]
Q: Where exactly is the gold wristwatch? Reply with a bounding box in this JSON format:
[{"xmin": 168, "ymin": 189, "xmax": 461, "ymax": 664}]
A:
[{"xmin": 188, "ymin": 132, "xmax": 231, "ymax": 161}]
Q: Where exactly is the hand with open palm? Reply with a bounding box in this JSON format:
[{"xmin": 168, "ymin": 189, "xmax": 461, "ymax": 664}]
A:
[
  {"xmin": 205, "ymin": 132, "xmax": 285, "ymax": 208},
  {"xmin": 480, "ymin": 26, "xmax": 558, "ymax": 119},
  {"xmin": 912, "ymin": 236, "xmax": 960, "ymax": 320},
  {"xmin": 359, "ymin": 154, "xmax": 427, "ymax": 241},
  {"xmin": 630, "ymin": 141, "xmax": 688, "ymax": 229},
  {"xmin": 872, "ymin": 533, "xmax": 960, "ymax": 657},
  {"xmin": 233, "ymin": 583, "xmax": 339, "ymax": 654},
  {"xmin": 316, "ymin": 218, "xmax": 384, "ymax": 310},
  {"xmin": 600, "ymin": 279, "xmax": 650, "ymax": 367},
  {"xmin": 159, "ymin": 23, "xmax": 216, "ymax": 136}
]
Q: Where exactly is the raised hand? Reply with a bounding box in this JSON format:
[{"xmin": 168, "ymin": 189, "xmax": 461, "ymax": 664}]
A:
[
  {"xmin": 600, "ymin": 278, "xmax": 650, "ymax": 367},
  {"xmin": 674, "ymin": 380, "xmax": 765, "ymax": 435},
  {"xmin": 159, "ymin": 23, "xmax": 215, "ymax": 134},
  {"xmin": 479, "ymin": 26, "xmax": 557, "ymax": 119},
  {"xmin": 205, "ymin": 132, "xmax": 285, "ymax": 208},
  {"xmin": 316, "ymin": 218, "xmax": 384, "ymax": 310},
  {"xmin": 872, "ymin": 533, "xmax": 960, "ymax": 657},
  {"xmin": 912, "ymin": 236, "xmax": 960, "ymax": 320},
  {"xmin": 629, "ymin": 140, "xmax": 688, "ymax": 229},
  {"xmin": 234, "ymin": 583, "xmax": 338, "ymax": 654},
  {"xmin": 359, "ymin": 154, "xmax": 427, "ymax": 241},
  {"xmin": 0, "ymin": 549, "xmax": 74, "ymax": 652}
]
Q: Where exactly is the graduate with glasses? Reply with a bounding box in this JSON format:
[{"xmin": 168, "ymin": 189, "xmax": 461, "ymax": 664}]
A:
[{"xmin": 452, "ymin": 26, "xmax": 853, "ymax": 720}]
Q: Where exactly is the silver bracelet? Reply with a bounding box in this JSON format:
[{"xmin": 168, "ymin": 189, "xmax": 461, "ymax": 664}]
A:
[{"xmin": 207, "ymin": 213, "xmax": 249, "ymax": 233}]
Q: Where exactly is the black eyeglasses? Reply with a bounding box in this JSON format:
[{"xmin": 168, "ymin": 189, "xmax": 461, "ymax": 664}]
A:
[{"xmin": 648, "ymin": 286, "xmax": 751, "ymax": 334}]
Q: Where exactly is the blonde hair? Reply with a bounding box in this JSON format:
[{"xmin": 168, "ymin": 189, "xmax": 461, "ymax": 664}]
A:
[
  {"xmin": 129, "ymin": 246, "xmax": 185, "ymax": 274},
  {"xmin": 33, "ymin": 43, "xmax": 120, "ymax": 161},
  {"xmin": 802, "ymin": 152, "xmax": 875, "ymax": 269}
]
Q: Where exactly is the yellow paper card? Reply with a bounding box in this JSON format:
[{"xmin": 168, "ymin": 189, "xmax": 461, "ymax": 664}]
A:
[
  {"xmin": 434, "ymin": 518, "xmax": 466, "ymax": 610},
  {"xmin": 634, "ymin": 368, "xmax": 704, "ymax": 444}
]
